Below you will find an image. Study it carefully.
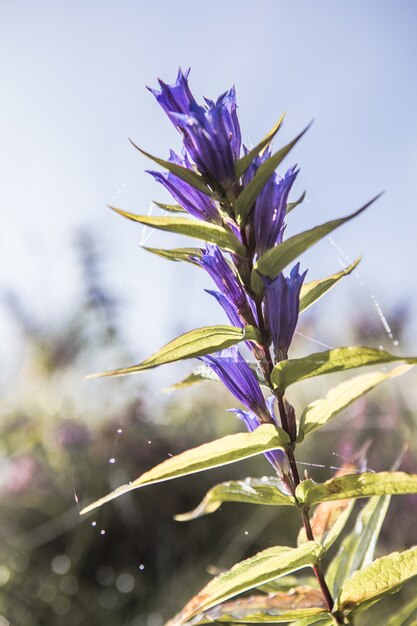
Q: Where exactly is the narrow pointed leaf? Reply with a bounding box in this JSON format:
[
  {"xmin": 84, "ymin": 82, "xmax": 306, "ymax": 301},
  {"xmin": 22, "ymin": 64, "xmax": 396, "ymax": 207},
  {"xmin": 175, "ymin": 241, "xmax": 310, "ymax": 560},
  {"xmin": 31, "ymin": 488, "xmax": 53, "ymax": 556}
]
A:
[
  {"xmin": 143, "ymin": 246, "xmax": 202, "ymax": 264},
  {"xmin": 337, "ymin": 546, "xmax": 417, "ymax": 612},
  {"xmin": 299, "ymin": 258, "xmax": 361, "ymax": 313},
  {"xmin": 153, "ymin": 201, "xmax": 187, "ymax": 213},
  {"xmin": 80, "ymin": 425, "xmax": 291, "ymax": 515},
  {"xmin": 286, "ymin": 191, "xmax": 306, "ymax": 215},
  {"xmin": 298, "ymin": 364, "xmax": 414, "ymax": 442},
  {"xmin": 130, "ymin": 140, "xmax": 213, "ymax": 196},
  {"xmin": 271, "ymin": 346, "xmax": 417, "ymax": 393},
  {"xmin": 166, "ymin": 542, "xmax": 323, "ymax": 626},
  {"xmin": 257, "ymin": 576, "xmax": 319, "ymax": 594},
  {"xmin": 234, "ymin": 124, "xmax": 311, "ymax": 224},
  {"xmin": 326, "ymin": 495, "xmax": 391, "ymax": 598},
  {"xmin": 111, "ymin": 207, "xmax": 245, "ymax": 254},
  {"xmin": 86, "ymin": 325, "xmax": 255, "ymax": 379},
  {"xmin": 175, "ymin": 477, "xmax": 295, "ymax": 521},
  {"xmin": 163, "ymin": 368, "xmax": 217, "ymax": 394},
  {"xmin": 291, "ymin": 618, "xmax": 333, "ymax": 626},
  {"xmin": 297, "ymin": 471, "xmax": 417, "ymax": 507},
  {"xmin": 253, "ymin": 195, "xmax": 380, "ymax": 283},
  {"xmin": 234, "ymin": 113, "xmax": 286, "ymax": 178},
  {"xmin": 190, "ymin": 588, "xmax": 327, "ymax": 624}
]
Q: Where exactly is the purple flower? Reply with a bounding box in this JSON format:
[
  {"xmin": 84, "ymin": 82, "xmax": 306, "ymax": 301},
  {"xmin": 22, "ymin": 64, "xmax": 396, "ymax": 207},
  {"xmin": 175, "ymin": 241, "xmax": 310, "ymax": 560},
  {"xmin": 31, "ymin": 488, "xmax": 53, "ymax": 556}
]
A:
[
  {"xmin": 254, "ymin": 166, "xmax": 298, "ymax": 255},
  {"xmin": 231, "ymin": 404, "xmax": 289, "ymax": 477},
  {"xmin": 147, "ymin": 68, "xmax": 197, "ymax": 124},
  {"xmin": 149, "ymin": 69, "xmax": 241, "ymax": 190},
  {"xmin": 242, "ymin": 147, "xmax": 271, "ymax": 187},
  {"xmin": 196, "ymin": 245, "xmax": 254, "ymax": 325},
  {"xmin": 263, "ymin": 263, "xmax": 307, "ymax": 361},
  {"xmin": 148, "ymin": 151, "xmax": 221, "ymax": 223},
  {"xmin": 205, "ymin": 290, "xmax": 243, "ymax": 328},
  {"xmin": 200, "ymin": 347, "xmax": 270, "ymax": 422}
]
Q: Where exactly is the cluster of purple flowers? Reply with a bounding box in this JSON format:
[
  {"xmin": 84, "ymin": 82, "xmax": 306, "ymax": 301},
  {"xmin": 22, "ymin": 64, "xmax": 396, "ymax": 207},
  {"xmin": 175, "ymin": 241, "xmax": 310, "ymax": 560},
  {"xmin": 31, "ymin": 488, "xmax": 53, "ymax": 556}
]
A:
[{"xmin": 149, "ymin": 69, "xmax": 307, "ymax": 475}]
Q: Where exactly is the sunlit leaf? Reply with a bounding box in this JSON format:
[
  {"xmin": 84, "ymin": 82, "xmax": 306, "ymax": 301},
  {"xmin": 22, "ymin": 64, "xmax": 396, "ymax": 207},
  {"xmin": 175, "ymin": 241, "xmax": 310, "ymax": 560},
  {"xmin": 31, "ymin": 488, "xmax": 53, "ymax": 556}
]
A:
[
  {"xmin": 296, "ymin": 471, "xmax": 417, "ymax": 507},
  {"xmin": 153, "ymin": 201, "xmax": 187, "ymax": 213},
  {"xmin": 253, "ymin": 195, "xmax": 380, "ymax": 283},
  {"xmin": 143, "ymin": 246, "xmax": 202, "ymax": 264},
  {"xmin": 286, "ymin": 191, "xmax": 306, "ymax": 215},
  {"xmin": 299, "ymin": 258, "xmax": 361, "ymax": 314},
  {"xmin": 256, "ymin": 575, "xmax": 319, "ymax": 594},
  {"xmin": 130, "ymin": 140, "xmax": 213, "ymax": 196},
  {"xmin": 234, "ymin": 113, "xmax": 286, "ymax": 178},
  {"xmin": 337, "ymin": 546, "xmax": 417, "ymax": 613},
  {"xmin": 234, "ymin": 125, "xmax": 311, "ymax": 224},
  {"xmin": 166, "ymin": 542, "xmax": 323, "ymax": 626},
  {"xmin": 86, "ymin": 325, "xmax": 258, "ymax": 379},
  {"xmin": 163, "ymin": 367, "xmax": 217, "ymax": 394},
  {"xmin": 290, "ymin": 618, "xmax": 333, "ymax": 626},
  {"xmin": 110, "ymin": 207, "xmax": 245, "ymax": 254},
  {"xmin": 80, "ymin": 425, "xmax": 291, "ymax": 515},
  {"xmin": 175, "ymin": 477, "xmax": 295, "ymax": 521},
  {"xmin": 326, "ymin": 495, "xmax": 390, "ymax": 598},
  {"xmin": 297, "ymin": 364, "xmax": 414, "ymax": 442},
  {"xmin": 271, "ymin": 346, "xmax": 417, "ymax": 393},
  {"xmin": 190, "ymin": 587, "xmax": 327, "ymax": 624}
]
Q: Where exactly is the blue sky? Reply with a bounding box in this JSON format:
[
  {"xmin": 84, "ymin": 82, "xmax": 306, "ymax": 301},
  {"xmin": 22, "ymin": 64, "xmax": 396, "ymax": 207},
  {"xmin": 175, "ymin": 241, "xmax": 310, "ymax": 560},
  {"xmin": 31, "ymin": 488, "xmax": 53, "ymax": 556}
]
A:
[{"xmin": 1, "ymin": 1, "xmax": 417, "ymax": 380}]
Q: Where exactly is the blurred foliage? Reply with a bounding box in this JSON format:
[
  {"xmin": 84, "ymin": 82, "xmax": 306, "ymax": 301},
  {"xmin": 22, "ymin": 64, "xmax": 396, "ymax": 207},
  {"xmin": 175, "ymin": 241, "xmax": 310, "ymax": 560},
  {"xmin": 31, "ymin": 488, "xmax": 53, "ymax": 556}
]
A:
[{"xmin": 0, "ymin": 233, "xmax": 416, "ymax": 625}]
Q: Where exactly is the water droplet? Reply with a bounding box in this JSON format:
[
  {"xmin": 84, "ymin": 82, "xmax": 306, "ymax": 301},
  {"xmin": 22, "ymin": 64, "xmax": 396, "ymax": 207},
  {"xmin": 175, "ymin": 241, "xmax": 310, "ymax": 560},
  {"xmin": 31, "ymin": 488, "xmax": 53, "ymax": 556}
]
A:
[
  {"xmin": 378, "ymin": 345, "xmax": 384, "ymax": 351},
  {"xmin": 393, "ymin": 340, "xmax": 399, "ymax": 346},
  {"xmin": 108, "ymin": 458, "xmax": 116, "ymax": 464},
  {"xmin": 244, "ymin": 531, "xmax": 249, "ymax": 536},
  {"xmin": 147, "ymin": 440, "xmax": 152, "ymax": 444},
  {"xmin": 100, "ymin": 530, "xmax": 106, "ymax": 536},
  {"xmin": 139, "ymin": 564, "xmax": 145, "ymax": 571},
  {"xmin": 91, "ymin": 521, "xmax": 97, "ymax": 527},
  {"xmin": 168, "ymin": 453, "xmax": 173, "ymax": 457},
  {"xmin": 117, "ymin": 428, "xmax": 123, "ymax": 434}
]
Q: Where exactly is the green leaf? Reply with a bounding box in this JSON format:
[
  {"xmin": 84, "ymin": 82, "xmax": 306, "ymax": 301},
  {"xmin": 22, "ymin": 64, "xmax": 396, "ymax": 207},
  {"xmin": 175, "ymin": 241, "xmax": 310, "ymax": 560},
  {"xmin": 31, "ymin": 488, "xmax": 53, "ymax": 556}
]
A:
[
  {"xmin": 130, "ymin": 139, "xmax": 213, "ymax": 196},
  {"xmin": 256, "ymin": 575, "xmax": 319, "ymax": 594},
  {"xmin": 111, "ymin": 207, "xmax": 245, "ymax": 255},
  {"xmin": 286, "ymin": 191, "xmax": 306, "ymax": 215},
  {"xmin": 190, "ymin": 588, "xmax": 328, "ymax": 624},
  {"xmin": 80, "ymin": 425, "xmax": 291, "ymax": 515},
  {"xmin": 234, "ymin": 124, "xmax": 311, "ymax": 224},
  {"xmin": 162, "ymin": 368, "xmax": 217, "ymax": 394},
  {"xmin": 153, "ymin": 201, "xmax": 187, "ymax": 213},
  {"xmin": 234, "ymin": 113, "xmax": 286, "ymax": 179},
  {"xmin": 298, "ymin": 364, "xmax": 414, "ymax": 442},
  {"xmin": 86, "ymin": 325, "xmax": 254, "ymax": 379},
  {"xmin": 337, "ymin": 546, "xmax": 417, "ymax": 613},
  {"xmin": 142, "ymin": 246, "xmax": 202, "ymax": 264},
  {"xmin": 174, "ymin": 477, "xmax": 295, "ymax": 521},
  {"xmin": 253, "ymin": 195, "xmax": 380, "ymax": 283},
  {"xmin": 384, "ymin": 593, "xmax": 417, "ymax": 626},
  {"xmin": 167, "ymin": 542, "xmax": 323, "ymax": 626},
  {"xmin": 326, "ymin": 496, "xmax": 391, "ymax": 598},
  {"xmin": 271, "ymin": 346, "xmax": 417, "ymax": 393},
  {"xmin": 299, "ymin": 258, "xmax": 361, "ymax": 314},
  {"xmin": 290, "ymin": 618, "xmax": 333, "ymax": 626},
  {"xmin": 296, "ymin": 471, "xmax": 417, "ymax": 507}
]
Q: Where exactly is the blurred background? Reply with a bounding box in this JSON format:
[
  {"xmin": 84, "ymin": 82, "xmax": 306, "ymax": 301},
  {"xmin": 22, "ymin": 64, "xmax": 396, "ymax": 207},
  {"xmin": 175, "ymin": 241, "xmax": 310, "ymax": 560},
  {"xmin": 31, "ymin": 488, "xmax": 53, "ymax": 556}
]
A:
[{"xmin": 1, "ymin": 1, "xmax": 417, "ymax": 624}]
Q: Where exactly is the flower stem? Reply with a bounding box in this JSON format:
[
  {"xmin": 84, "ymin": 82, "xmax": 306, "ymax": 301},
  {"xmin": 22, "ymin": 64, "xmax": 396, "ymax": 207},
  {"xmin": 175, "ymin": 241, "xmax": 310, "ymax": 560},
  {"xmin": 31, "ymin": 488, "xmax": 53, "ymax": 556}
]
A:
[{"xmin": 253, "ymin": 297, "xmax": 339, "ymax": 619}]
